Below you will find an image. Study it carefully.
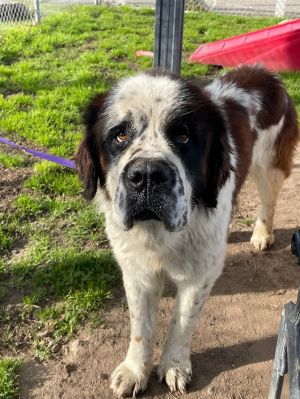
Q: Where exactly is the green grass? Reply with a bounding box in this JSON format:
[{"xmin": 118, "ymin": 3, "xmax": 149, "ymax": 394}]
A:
[
  {"xmin": 24, "ymin": 162, "xmax": 81, "ymax": 195},
  {"xmin": 12, "ymin": 246, "xmax": 118, "ymax": 343},
  {"xmin": 0, "ymin": 227, "xmax": 13, "ymax": 252},
  {"xmin": 0, "ymin": 358, "xmax": 21, "ymax": 399},
  {"xmin": 0, "ymin": 150, "xmax": 25, "ymax": 168},
  {"xmin": 0, "ymin": 6, "xmax": 286, "ymax": 158},
  {"xmin": 0, "ymin": 4, "xmax": 300, "ymax": 368}
]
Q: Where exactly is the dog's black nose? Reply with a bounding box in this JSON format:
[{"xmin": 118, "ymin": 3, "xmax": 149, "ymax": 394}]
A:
[{"xmin": 126, "ymin": 158, "xmax": 171, "ymax": 192}]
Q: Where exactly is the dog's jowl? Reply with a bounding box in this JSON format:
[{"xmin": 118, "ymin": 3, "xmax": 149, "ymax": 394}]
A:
[{"xmin": 76, "ymin": 65, "xmax": 299, "ymax": 397}]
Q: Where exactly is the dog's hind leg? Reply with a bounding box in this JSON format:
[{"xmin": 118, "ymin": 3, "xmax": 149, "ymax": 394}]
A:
[
  {"xmin": 250, "ymin": 94, "xmax": 299, "ymax": 250},
  {"xmin": 250, "ymin": 166, "xmax": 285, "ymax": 250}
]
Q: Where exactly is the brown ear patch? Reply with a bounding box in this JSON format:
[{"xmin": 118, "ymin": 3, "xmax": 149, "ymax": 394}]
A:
[
  {"xmin": 75, "ymin": 93, "xmax": 108, "ymax": 200},
  {"xmin": 75, "ymin": 138, "xmax": 99, "ymax": 200}
]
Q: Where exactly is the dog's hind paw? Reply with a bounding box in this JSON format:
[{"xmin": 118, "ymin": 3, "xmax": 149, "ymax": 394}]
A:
[
  {"xmin": 251, "ymin": 221, "xmax": 274, "ymax": 251},
  {"xmin": 110, "ymin": 361, "xmax": 150, "ymax": 398}
]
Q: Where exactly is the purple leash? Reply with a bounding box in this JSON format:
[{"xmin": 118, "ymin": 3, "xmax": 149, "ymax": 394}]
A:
[{"xmin": 0, "ymin": 136, "xmax": 76, "ymax": 170}]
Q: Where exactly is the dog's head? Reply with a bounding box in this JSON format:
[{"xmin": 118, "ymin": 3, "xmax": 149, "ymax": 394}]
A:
[{"xmin": 76, "ymin": 71, "xmax": 231, "ymax": 232}]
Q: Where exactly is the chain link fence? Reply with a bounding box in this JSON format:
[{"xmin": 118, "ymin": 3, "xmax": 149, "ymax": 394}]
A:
[
  {"xmin": 1, "ymin": 0, "xmax": 300, "ymax": 25},
  {"xmin": 0, "ymin": 0, "xmax": 36, "ymax": 23},
  {"xmin": 117, "ymin": 0, "xmax": 300, "ymax": 17},
  {"xmin": 203, "ymin": 0, "xmax": 300, "ymax": 18}
]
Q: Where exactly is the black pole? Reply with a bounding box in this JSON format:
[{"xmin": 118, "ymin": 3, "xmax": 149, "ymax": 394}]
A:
[
  {"xmin": 153, "ymin": 0, "xmax": 185, "ymax": 75},
  {"xmin": 268, "ymin": 313, "xmax": 287, "ymax": 399},
  {"xmin": 269, "ymin": 288, "xmax": 300, "ymax": 398}
]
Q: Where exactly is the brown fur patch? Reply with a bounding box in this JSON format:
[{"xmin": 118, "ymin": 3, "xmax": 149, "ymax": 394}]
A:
[
  {"xmin": 75, "ymin": 93, "xmax": 109, "ymax": 200},
  {"xmin": 223, "ymin": 98, "xmax": 256, "ymax": 199},
  {"xmin": 222, "ymin": 65, "xmax": 299, "ymax": 194},
  {"xmin": 273, "ymin": 95, "xmax": 299, "ymax": 176},
  {"xmin": 223, "ymin": 65, "xmax": 286, "ymax": 128}
]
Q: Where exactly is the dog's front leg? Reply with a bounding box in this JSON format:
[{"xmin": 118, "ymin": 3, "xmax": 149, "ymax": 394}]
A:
[
  {"xmin": 110, "ymin": 270, "xmax": 164, "ymax": 398},
  {"xmin": 158, "ymin": 281, "xmax": 210, "ymax": 394}
]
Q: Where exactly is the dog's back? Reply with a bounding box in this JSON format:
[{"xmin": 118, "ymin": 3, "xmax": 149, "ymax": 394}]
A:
[{"xmin": 205, "ymin": 65, "xmax": 299, "ymax": 250}]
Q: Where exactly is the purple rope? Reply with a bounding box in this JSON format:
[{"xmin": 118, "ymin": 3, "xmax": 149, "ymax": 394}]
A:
[{"xmin": 0, "ymin": 136, "xmax": 76, "ymax": 170}]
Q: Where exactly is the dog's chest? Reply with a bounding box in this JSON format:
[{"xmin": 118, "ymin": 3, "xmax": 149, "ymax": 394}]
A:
[{"xmin": 106, "ymin": 211, "xmax": 229, "ymax": 283}]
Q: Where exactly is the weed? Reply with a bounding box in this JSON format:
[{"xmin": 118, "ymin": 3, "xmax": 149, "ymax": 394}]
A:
[
  {"xmin": 33, "ymin": 339, "xmax": 52, "ymax": 361},
  {"xmin": 0, "ymin": 358, "xmax": 21, "ymax": 399},
  {"xmin": 2, "ymin": 326, "xmax": 14, "ymax": 347},
  {"xmin": 0, "ymin": 260, "xmax": 4, "ymax": 273},
  {"xmin": 0, "ymin": 306, "xmax": 10, "ymax": 323},
  {"xmin": 0, "ymin": 288, "xmax": 6, "ymax": 303},
  {"xmin": 0, "ymin": 228, "xmax": 12, "ymax": 252},
  {"xmin": 0, "ymin": 151, "xmax": 25, "ymax": 168},
  {"xmin": 237, "ymin": 217, "xmax": 255, "ymax": 228}
]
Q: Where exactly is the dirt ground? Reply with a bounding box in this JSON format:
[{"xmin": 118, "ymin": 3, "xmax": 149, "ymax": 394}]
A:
[{"xmin": 18, "ymin": 145, "xmax": 300, "ymax": 399}]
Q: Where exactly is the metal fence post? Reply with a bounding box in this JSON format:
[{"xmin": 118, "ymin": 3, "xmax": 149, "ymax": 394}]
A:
[
  {"xmin": 269, "ymin": 282, "xmax": 300, "ymax": 398},
  {"xmin": 268, "ymin": 311, "xmax": 287, "ymax": 399},
  {"xmin": 34, "ymin": 0, "xmax": 41, "ymax": 23},
  {"xmin": 153, "ymin": 0, "xmax": 185, "ymax": 75}
]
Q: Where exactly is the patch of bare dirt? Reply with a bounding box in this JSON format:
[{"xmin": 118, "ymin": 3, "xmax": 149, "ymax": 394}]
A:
[
  {"xmin": 80, "ymin": 39, "xmax": 98, "ymax": 51},
  {"xmin": 18, "ymin": 146, "xmax": 300, "ymax": 398}
]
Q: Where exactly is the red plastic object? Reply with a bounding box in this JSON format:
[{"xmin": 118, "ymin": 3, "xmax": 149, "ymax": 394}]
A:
[
  {"xmin": 189, "ymin": 19, "xmax": 300, "ymax": 71},
  {"xmin": 136, "ymin": 50, "xmax": 154, "ymax": 58}
]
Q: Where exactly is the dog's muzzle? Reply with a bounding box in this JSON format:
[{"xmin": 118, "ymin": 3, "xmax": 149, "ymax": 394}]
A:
[{"xmin": 120, "ymin": 157, "xmax": 185, "ymax": 231}]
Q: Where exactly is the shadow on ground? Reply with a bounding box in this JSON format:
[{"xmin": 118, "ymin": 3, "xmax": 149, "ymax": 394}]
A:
[{"xmin": 143, "ymin": 335, "xmax": 277, "ymax": 397}]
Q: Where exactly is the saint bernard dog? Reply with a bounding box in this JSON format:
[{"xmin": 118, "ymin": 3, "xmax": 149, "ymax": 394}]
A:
[{"xmin": 76, "ymin": 65, "xmax": 299, "ymax": 397}]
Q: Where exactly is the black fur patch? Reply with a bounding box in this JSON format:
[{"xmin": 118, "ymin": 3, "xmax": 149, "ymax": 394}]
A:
[{"xmin": 165, "ymin": 81, "xmax": 231, "ymax": 208}]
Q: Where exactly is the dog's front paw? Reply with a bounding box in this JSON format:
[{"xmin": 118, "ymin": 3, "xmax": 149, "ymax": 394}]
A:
[
  {"xmin": 251, "ymin": 221, "xmax": 274, "ymax": 250},
  {"xmin": 158, "ymin": 355, "xmax": 192, "ymax": 394},
  {"xmin": 110, "ymin": 361, "xmax": 150, "ymax": 398}
]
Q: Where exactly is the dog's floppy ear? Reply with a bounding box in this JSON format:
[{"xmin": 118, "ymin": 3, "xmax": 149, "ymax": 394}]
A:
[
  {"xmin": 75, "ymin": 93, "xmax": 107, "ymax": 200},
  {"xmin": 195, "ymin": 103, "xmax": 232, "ymax": 208}
]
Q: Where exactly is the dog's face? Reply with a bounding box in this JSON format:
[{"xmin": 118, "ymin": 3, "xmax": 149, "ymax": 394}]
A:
[{"xmin": 76, "ymin": 71, "xmax": 231, "ymax": 232}]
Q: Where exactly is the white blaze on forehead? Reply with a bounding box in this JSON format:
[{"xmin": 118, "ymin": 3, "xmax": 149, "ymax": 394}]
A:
[{"xmin": 106, "ymin": 74, "xmax": 184, "ymax": 132}]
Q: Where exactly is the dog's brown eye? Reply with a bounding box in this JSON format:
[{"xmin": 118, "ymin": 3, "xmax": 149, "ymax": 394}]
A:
[
  {"xmin": 117, "ymin": 133, "xmax": 128, "ymax": 143},
  {"xmin": 177, "ymin": 133, "xmax": 189, "ymax": 144}
]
